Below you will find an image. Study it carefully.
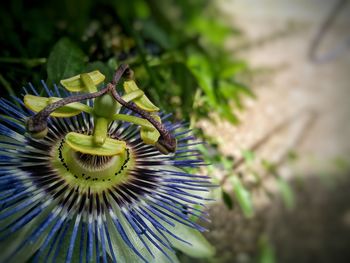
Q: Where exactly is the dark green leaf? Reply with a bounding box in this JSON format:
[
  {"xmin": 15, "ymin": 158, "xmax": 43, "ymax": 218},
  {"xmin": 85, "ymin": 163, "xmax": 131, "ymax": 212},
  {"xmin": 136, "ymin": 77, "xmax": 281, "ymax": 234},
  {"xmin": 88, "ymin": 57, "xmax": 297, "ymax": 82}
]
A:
[
  {"xmin": 141, "ymin": 20, "xmax": 173, "ymax": 49},
  {"xmin": 47, "ymin": 38, "xmax": 86, "ymax": 84},
  {"xmin": 222, "ymin": 190, "xmax": 234, "ymax": 210}
]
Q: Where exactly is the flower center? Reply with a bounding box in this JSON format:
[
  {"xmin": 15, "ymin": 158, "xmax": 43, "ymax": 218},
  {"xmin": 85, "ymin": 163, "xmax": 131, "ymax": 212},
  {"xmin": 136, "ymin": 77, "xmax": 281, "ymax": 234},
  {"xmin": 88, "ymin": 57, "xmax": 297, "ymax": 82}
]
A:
[{"xmin": 51, "ymin": 137, "xmax": 134, "ymax": 192}]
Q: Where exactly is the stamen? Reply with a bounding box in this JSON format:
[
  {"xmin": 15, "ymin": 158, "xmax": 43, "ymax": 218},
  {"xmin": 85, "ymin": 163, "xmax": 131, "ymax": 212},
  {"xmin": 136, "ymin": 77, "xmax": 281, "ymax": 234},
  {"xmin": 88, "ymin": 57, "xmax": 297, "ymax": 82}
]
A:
[
  {"xmin": 26, "ymin": 87, "xmax": 108, "ymax": 137},
  {"xmin": 109, "ymin": 85, "xmax": 177, "ymax": 154},
  {"xmin": 26, "ymin": 63, "xmax": 177, "ymax": 154}
]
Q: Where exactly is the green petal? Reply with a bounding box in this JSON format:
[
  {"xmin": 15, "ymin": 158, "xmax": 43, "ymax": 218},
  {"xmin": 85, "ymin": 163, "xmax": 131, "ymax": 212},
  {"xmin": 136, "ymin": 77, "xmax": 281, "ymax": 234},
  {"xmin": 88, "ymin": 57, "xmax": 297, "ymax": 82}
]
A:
[
  {"xmin": 123, "ymin": 80, "xmax": 159, "ymax": 112},
  {"xmin": 60, "ymin": 70, "xmax": 105, "ymax": 92},
  {"xmin": 24, "ymin": 95, "xmax": 91, "ymax": 117},
  {"xmin": 65, "ymin": 132, "xmax": 126, "ymax": 156}
]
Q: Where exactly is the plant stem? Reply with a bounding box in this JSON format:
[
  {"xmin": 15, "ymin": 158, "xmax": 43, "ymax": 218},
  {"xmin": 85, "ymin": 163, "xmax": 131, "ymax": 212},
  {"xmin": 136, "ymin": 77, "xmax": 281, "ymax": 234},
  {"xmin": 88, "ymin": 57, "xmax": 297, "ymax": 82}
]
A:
[{"xmin": 0, "ymin": 57, "xmax": 47, "ymax": 67}]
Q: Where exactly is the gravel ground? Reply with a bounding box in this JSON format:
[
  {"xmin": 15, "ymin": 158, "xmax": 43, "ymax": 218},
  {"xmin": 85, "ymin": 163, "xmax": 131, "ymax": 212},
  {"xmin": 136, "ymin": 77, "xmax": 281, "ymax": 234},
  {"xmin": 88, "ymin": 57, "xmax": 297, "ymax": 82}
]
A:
[{"xmin": 197, "ymin": 1, "xmax": 350, "ymax": 262}]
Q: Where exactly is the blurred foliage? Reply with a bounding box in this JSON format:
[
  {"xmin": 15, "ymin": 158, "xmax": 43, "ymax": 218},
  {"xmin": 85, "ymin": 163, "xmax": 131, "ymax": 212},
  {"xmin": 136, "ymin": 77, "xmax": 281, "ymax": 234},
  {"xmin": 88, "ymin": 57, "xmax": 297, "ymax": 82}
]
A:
[
  {"xmin": 0, "ymin": 0, "xmax": 253, "ymax": 124},
  {"xmin": 258, "ymin": 235, "xmax": 276, "ymax": 263}
]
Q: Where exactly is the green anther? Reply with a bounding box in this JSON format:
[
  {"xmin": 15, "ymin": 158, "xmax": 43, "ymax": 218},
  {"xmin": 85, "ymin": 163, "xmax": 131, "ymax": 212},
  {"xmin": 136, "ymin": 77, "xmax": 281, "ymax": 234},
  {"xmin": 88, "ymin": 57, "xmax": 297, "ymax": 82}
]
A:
[
  {"xmin": 81, "ymin": 73, "xmax": 98, "ymax": 93},
  {"xmin": 113, "ymin": 113, "xmax": 161, "ymax": 146},
  {"xmin": 24, "ymin": 64, "xmax": 175, "ymax": 156},
  {"xmin": 60, "ymin": 70, "xmax": 105, "ymax": 92},
  {"xmin": 123, "ymin": 80, "xmax": 159, "ymax": 112},
  {"xmin": 24, "ymin": 94, "xmax": 92, "ymax": 117},
  {"xmin": 141, "ymin": 128, "xmax": 160, "ymax": 145},
  {"xmin": 65, "ymin": 132, "xmax": 126, "ymax": 156},
  {"xmin": 121, "ymin": 90, "xmax": 144, "ymax": 102},
  {"xmin": 93, "ymin": 117, "xmax": 109, "ymax": 146},
  {"xmin": 112, "ymin": 114, "xmax": 154, "ymax": 130},
  {"xmin": 141, "ymin": 114, "xmax": 161, "ymax": 145}
]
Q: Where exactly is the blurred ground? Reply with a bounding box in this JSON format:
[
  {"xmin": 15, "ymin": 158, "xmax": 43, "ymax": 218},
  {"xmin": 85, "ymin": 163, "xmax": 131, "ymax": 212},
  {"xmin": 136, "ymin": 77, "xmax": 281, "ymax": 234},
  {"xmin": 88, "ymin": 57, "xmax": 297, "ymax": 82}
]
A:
[{"xmin": 200, "ymin": 1, "xmax": 350, "ymax": 262}]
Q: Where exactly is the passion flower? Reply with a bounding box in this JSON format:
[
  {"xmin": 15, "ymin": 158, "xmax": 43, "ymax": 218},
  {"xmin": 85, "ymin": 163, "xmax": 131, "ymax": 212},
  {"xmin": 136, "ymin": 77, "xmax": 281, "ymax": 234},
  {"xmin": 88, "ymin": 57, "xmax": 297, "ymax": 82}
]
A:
[{"xmin": 0, "ymin": 64, "xmax": 214, "ymax": 262}]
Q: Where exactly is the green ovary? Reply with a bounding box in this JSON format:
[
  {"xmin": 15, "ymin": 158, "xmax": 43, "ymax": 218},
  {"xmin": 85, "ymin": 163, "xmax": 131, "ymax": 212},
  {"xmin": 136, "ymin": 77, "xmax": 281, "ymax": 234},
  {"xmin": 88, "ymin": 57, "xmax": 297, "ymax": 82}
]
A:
[{"xmin": 51, "ymin": 138, "xmax": 134, "ymax": 193}]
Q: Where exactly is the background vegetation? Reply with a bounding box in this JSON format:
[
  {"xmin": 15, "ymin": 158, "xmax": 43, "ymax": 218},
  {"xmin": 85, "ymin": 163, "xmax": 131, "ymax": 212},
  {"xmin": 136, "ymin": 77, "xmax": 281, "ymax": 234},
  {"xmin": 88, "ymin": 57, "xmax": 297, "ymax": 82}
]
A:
[{"xmin": 0, "ymin": 0, "xmax": 253, "ymax": 124}]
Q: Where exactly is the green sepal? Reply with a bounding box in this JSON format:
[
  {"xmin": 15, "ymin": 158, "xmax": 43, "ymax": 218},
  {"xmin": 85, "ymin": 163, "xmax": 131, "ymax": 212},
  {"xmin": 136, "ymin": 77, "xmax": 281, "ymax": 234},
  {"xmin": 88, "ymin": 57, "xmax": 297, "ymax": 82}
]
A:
[
  {"xmin": 121, "ymin": 89, "xmax": 144, "ymax": 102},
  {"xmin": 60, "ymin": 70, "xmax": 105, "ymax": 92},
  {"xmin": 0, "ymin": 199, "xmax": 55, "ymax": 262},
  {"xmin": 65, "ymin": 132, "xmax": 126, "ymax": 156},
  {"xmin": 24, "ymin": 94, "xmax": 92, "ymax": 117},
  {"xmin": 123, "ymin": 80, "xmax": 159, "ymax": 112},
  {"xmin": 166, "ymin": 219, "xmax": 215, "ymax": 258},
  {"xmin": 140, "ymin": 114, "xmax": 161, "ymax": 145}
]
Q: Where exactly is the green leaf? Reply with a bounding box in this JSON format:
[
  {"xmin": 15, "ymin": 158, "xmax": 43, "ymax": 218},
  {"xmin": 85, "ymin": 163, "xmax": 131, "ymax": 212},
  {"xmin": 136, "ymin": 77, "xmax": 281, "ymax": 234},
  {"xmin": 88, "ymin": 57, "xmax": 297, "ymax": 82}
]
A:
[
  {"xmin": 189, "ymin": 16, "xmax": 231, "ymax": 46},
  {"xmin": 218, "ymin": 103, "xmax": 239, "ymax": 124},
  {"xmin": 170, "ymin": 62, "xmax": 197, "ymax": 119},
  {"xmin": 47, "ymin": 38, "xmax": 86, "ymax": 84},
  {"xmin": 277, "ymin": 177, "xmax": 295, "ymax": 210},
  {"xmin": 167, "ymin": 220, "xmax": 215, "ymax": 258},
  {"xmin": 261, "ymin": 159, "xmax": 277, "ymax": 174},
  {"xmin": 187, "ymin": 54, "xmax": 217, "ymax": 106},
  {"xmin": 141, "ymin": 20, "xmax": 173, "ymax": 49},
  {"xmin": 220, "ymin": 61, "xmax": 248, "ymax": 78},
  {"xmin": 258, "ymin": 235, "xmax": 276, "ymax": 263},
  {"xmin": 229, "ymin": 176, "xmax": 254, "ymax": 218},
  {"xmin": 222, "ymin": 190, "xmax": 234, "ymax": 210},
  {"xmin": 219, "ymin": 80, "xmax": 255, "ymax": 111},
  {"xmin": 287, "ymin": 150, "xmax": 298, "ymax": 162},
  {"xmin": 242, "ymin": 149, "xmax": 255, "ymax": 164}
]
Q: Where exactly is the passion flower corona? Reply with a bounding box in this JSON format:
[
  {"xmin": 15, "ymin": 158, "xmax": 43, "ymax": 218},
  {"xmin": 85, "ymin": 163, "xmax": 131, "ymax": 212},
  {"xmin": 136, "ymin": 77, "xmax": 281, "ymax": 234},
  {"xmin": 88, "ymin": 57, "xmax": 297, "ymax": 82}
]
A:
[{"xmin": 0, "ymin": 65, "xmax": 214, "ymax": 263}]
